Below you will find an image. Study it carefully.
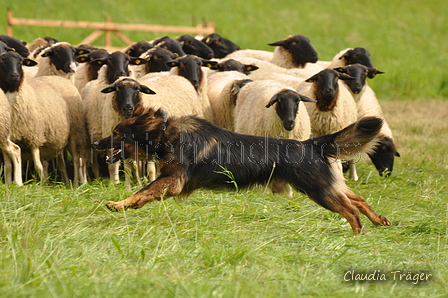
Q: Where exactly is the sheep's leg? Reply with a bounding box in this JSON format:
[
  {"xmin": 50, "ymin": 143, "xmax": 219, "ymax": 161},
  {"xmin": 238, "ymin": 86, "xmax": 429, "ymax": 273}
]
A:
[
  {"xmin": 91, "ymin": 150, "xmax": 101, "ymax": 179},
  {"xmin": 108, "ymin": 162, "xmax": 120, "ymax": 184},
  {"xmin": 2, "ymin": 150, "xmax": 13, "ymax": 184},
  {"xmin": 57, "ymin": 152, "xmax": 70, "ymax": 185},
  {"xmin": 147, "ymin": 161, "xmax": 157, "ymax": 182},
  {"xmin": 6, "ymin": 142, "xmax": 23, "ymax": 186},
  {"xmin": 123, "ymin": 160, "xmax": 142, "ymax": 190},
  {"xmin": 30, "ymin": 146, "xmax": 44, "ymax": 182},
  {"xmin": 349, "ymin": 160, "xmax": 359, "ymax": 181},
  {"xmin": 106, "ymin": 175, "xmax": 184, "ymax": 211}
]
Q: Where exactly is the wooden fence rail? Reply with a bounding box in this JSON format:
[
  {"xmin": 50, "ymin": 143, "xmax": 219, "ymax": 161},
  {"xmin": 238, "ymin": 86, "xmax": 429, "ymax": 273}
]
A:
[{"xmin": 6, "ymin": 9, "xmax": 216, "ymax": 51}]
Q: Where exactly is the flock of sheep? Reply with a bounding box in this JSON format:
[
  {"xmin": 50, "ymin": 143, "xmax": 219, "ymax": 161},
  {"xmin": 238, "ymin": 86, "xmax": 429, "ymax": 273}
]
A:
[{"xmin": 0, "ymin": 33, "xmax": 399, "ymax": 188}]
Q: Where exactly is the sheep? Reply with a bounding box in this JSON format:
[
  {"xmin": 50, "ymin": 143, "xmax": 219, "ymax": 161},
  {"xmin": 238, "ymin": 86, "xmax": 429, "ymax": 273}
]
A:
[
  {"xmin": 208, "ymin": 58, "xmax": 259, "ymax": 75},
  {"xmin": 207, "ymin": 71, "xmax": 253, "ymax": 130},
  {"xmin": 0, "ymin": 51, "xmax": 79, "ymax": 184},
  {"xmin": 0, "ymin": 35, "xmax": 29, "ymax": 58},
  {"xmin": 30, "ymin": 42, "xmax": 78, "ymax": 82},
  {"xmin": 0, "ymin": 41, "xmax": 12, "ymax": 54},
  {"xmin": 74, "ymin": 48, "xmax": 109, "ymax": 93},
  {"xmin": 0, "ymin": 90, "xmax": 22, "ymax": 186},
  {"xmin": 82, "ymin": 51, "xmax": 144, "ymax": 181},
  {"xmin": 296, "ymin": 68, "xmax": 361, "ymax": 181},
  {"xmin": 152, "ymin": 36, "xmax": 186, "ymax": 56},
  {"xmin": 225, "ymin": 49, "xmax": 274, "ymax": 62},
  {"xmin": 233, "ymin": 79, "xmax": 315, "ymax": 195},
  {"xmin": 164, "ymin": 55, "xmax": 218, "ymax": 121},
  {"xmin": 124, "ymin": 40, "xmax": 153, "ymax": 58},
  {"xmin": 201, "ymin": 33, "xmax": 241, "ymax": 58},
  {"xmin": 27, "ymin": 36, "xmax": 59, "ymax": 54},
  {"xmin": 100, "ymin": 77, "xmax": 156, "ymax": 188},
  {"xmin": 176, "ymin": 35, "xmax": 214, "ymax": 59},
  {"xmin": 319, "ymin": 47, "xmax": 375, "ymax": 69},
  {"xmin": 130, "ymin": 47, "xmax": 177, "ymax": 79},
  {"xmin": 335, "ymin": 64, "xmax": 399, "ymax": 176}
]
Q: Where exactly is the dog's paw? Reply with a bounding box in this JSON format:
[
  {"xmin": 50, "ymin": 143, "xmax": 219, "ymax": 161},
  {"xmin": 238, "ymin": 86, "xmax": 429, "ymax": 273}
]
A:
[
  {"xmin": 379, "ymin": 215, "xmax": 391, "ymax": 226},
  {"xmin": 106, "ymin": 201, "xmax": 122, "ymax": 212}
]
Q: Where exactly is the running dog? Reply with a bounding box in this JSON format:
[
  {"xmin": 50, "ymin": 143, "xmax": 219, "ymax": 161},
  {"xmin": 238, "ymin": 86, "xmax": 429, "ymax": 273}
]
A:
[{"xmin": 94, "ymin": 107, "xmax": 391, "ymax": 234}]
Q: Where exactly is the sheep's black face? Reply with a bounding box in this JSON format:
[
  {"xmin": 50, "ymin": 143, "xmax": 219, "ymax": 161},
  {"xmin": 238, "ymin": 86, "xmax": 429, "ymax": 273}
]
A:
[
  {"xmin": 342, "ymin": 48, "xmax": 374, "ymax": 69},
  {"xmin": 106, "ymin": 52, "xmax": 131, "ymax": 84},
  {"xmin": 368, "ymin": 137, "xmax": 400, "ymax": 177},
  {"xmin": 126, "ymin": 41, "xmax": 153, "ymax": 58},
  {"xmin": 177, "ymin": 35, "xmax": 214, "ymax": 59},
  {"xmin": 0, "ymin": 51, "xmax": 36, "ymax": 93},
  {"xmin": 201, "ymin": 33, "xmax": 240, "ymax": 59},
  {"xmin": 43, "ymin": 44, "xmax": 77, "ymax": 74},
  {"xmin": 274, "ymin": 90, "xmax": 300, "ymax": 131},
  {"xmin": 339, "ymin": 64, "xmax": 368, "ymax": 94}
]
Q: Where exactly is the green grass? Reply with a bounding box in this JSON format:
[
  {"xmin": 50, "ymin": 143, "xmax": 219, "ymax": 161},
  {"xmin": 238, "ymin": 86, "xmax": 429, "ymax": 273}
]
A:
[
  {"xmin": 0, "ymin": 100, "xmax": 447, "ymax": 297},
  {"xmin": 1, "ymin": 0, "xmax": 448, "ymax": 100}
]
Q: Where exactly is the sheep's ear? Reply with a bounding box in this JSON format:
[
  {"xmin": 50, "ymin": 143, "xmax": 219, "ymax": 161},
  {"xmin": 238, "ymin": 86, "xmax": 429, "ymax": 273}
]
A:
[
  {"xmin": 266, "ymin": 94, "xmax": 279, "ymax": 108},
  {"xmin": 268, "ymin": 40, "xmax": 285, "ymax": 47},
  {"xmin": 333, "ymin": 67, "xmax": 347, "ymax": 74},
  {"xmin": 165, "ymin": 60, "xmax": 179, "ymax": 67},
  {"xmin": 243, "ymin": 65, "xmax": 258, "ymax": 72},
  {"xmin": 367, "ymin": 68, "xmax": 385, "ymax": 79},
  {"xmin": 139, "ymin": 85, "xmax": 156, "ymax": 95},
  {"xmin": 125, "ymin": 49, "xmax": 133, "ymax": 55},
  {"xmin": 130, "ymin": 57, "xmax": 147, "ymax": 66},
  {"xmin": 337, "ymin": 72, "xmax": 356, "ymax": 81},
  {"xmin": 209, "ymin": 63, "xmax": 221, "ymax": 70},
  {"xmin": 23, "ymin": 59, "xmax": 38, "ymax": 67},
  {"xmin": 395, "ymin": 151, "xmax": 401, "ymax": 157},
  {"xmin": 202, "ymin": 60, "xmax": 218, "ymax": 68},
  {"xmin": 299, "ymin": 95, "xmax": 316, "ymax": 103},
  {"xmin": 76, "ymin": 49, "xmax": 90, "ymax": 56},
  {"xmin": 90, "ymin": 58, "xmax": 107, "ymax": 66},
  {"xmin": 101, "ymin": 85, "xmax": 116, "ymax": 94},
  {"xmin": 305, "ymin": 73, "xmax": 319, "ymax": 83}
]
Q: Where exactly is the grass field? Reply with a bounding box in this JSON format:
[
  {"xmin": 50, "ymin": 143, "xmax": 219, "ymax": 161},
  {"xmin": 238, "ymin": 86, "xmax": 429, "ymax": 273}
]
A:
[
  {"xmin": 0, "ymin": 1, "xmax": 447, "ymax": 297},
  {"xmin": 0, "ymin": 100, "xmax": 446, "ymax": 297}
]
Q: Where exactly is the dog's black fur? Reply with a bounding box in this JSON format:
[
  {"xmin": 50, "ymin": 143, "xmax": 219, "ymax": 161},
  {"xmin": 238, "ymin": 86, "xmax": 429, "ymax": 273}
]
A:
[{"xmin": 94, "ymin": 107, "xmax": 391, "ymax": 234}]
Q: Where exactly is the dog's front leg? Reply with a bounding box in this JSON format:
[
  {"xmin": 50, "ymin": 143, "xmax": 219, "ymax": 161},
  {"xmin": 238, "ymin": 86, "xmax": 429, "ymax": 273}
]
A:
[{"xmin": 106, "ymin": 175, "xmax": 184, "ymax": 211}]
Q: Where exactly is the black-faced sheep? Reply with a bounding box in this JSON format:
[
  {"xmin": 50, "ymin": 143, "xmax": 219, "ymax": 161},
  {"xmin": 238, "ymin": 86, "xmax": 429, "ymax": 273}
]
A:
[
  {"xmin": 0, "ymin": 35, "xmax": 29, "ymax": 58},
  {"xmin": 176, "ymin": 35, "xmax": 214, "ymax": 59},
  {"xmin": 74, "ymin": 48, "xmax": 110, "ymax": 92},
  {"xmin": 319, "ymin": 47, "xmax": 375, "ymax": 69},
  {"xmin": 208, "ymin": 59, "xmax": 259, "ymax": 75},
  {"xmin": 296, "ymin": 68, "xmax": 361, "ymax": 181},
  {"xmin": 201, "ymin": 33, "xmax": 240, "ymax": 58},
  {"xmin": 335, "ymin": 64, "xmax": 399, "ymax": 176},
  {"xmin": 130, "ymin": 47, "xmax": 177, "ymax": 79},
  {"xmin": 124, "ymin": 40, "xmax": 153, "ymax": 58},
  {"xmin": 0, "ymin": 51, "xmax": 75, "ymax": 184},
  {"xmin": 152, "ymin": 36, "xmax": 186, "ymax": 57}
]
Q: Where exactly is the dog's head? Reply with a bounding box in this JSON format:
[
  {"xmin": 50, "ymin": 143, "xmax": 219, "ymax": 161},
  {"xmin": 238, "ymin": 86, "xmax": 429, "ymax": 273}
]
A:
[{"xmin": 94, "ymin": 106, "xmax": 168, "ymax": 163}]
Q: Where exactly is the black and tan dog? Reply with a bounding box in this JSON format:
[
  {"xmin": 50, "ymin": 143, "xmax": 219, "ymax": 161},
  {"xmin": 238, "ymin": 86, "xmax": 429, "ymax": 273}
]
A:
[{"xmin": 94, "ymin": 107, "xmax": 391, "ymax": 234}]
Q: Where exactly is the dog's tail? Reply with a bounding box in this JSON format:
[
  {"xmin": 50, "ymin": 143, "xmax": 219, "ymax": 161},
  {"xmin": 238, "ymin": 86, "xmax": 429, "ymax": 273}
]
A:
[{"xmin": 312, "ymin": 116, "xmax": 383, "ymax": 160}]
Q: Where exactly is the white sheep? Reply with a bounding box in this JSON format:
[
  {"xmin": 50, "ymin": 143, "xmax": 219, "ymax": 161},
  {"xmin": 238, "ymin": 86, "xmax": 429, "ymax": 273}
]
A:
[
  {"xmin": 233, "ymin": 79, "xmax": 314, "ymax": 195},
  {"xmin": 0, "ymin": 90, "xmax": 22, "ymax": 186},
  {"xmin": 74, "ymin": 48, "xmax": 109, "ymax": 93},
  {"xmin": 296, "ymin": 68, "xmax": 360, "ymax": 181},
  {"xmin": 0, "ymin": 51, "xmax": 72, "ymax": 184}
]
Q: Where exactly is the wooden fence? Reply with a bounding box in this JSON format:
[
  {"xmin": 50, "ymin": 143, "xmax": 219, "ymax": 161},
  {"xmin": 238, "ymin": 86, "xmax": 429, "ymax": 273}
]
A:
[{"xmin": 6, "ymin": 9, "xmax": 216, "ymax": 51}]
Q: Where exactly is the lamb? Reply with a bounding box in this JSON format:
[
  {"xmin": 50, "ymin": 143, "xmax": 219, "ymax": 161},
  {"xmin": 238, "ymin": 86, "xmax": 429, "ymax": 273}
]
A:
[
  {"xmin": 176, "ymin": 35, "xmax": 214, "ymax": 59},
  {"xmin": 0, "ymin": 90, "xmax": 22, "ymax": 186},
  {"xmin": 296, "ymin": 68, "xmax": 361, "ymax": 181},
  {"xmin": 335, "ymin": 64, "xmax": 399, "ymax": 176},
  {"xmin": 207, "ymin": 71, "xmax": 253, "ymax": 130},
  {"xmin": 0, "ymin": 51, "xmax": 82, "ymax": 185},
  {"xmin": 233, "ymin": 79, "xmax": 315, "ymax": 195},
  {"xmin": 201, "ymin": 33, "xmax": 240, "ymax": 58}
]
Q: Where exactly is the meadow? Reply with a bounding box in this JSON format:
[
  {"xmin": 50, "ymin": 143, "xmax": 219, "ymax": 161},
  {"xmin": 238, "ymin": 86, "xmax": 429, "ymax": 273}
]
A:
[{"xmin": 1, "ymin": 1, "xmax": 448, "ymax": 297}]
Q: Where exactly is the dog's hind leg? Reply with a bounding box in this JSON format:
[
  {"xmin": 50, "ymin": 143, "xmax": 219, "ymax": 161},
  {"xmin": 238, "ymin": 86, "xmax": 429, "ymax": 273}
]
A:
[
  {"xmin": 105, "ymin": 175, "xmax": 184, "ymax": 211},
  {"xmin": 345, "ymin": 190, "xmax": 391, "ymax": 227}
]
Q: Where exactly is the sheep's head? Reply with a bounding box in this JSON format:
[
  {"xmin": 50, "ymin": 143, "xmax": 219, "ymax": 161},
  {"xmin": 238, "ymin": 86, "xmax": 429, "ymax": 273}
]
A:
[
  {"xmin": 268, "ymin": 35, "xmax": 318, "ymax": 68},
  {"xmin": 334, "ymin": 64, "xmax": 384, "ymax": 94},
  {"xmin": 305, "ymin": 69, "xmax": 355, "ymax": 112},
  {"xmin": 101, "ymin": 78, "xmax": 156, "ymax": 119},
  {"xmin": 176, "ymin": 35, "xmax": 214, "ymax": 59},
  {"xmin": 41, "ymin": 42, "xmax": 77, "ymax": 74},
  {"xmin": 340, "ymin": 47, "xmax": 375, "ymax": 69},
  {"xmin": 0, "ymin": 51, "xmax": 37, "ymax": 93},
  {"xmin": 266, "ymin": 89, "xmax": 315, "ymax": 131},
  {"xmin": 201, "ymin": 33, "xmax": 240, "ymax": 59},
  {"xmin": 367, "ymin": 136, "xmax": 400, "ymax": 177},
  {"xmin": 166, "ymin": 55, "xmax": 217, "ymax": 90},
  {"xmin": 210, "ymin": 59, "xmax": 258, "ymax": 75}
]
